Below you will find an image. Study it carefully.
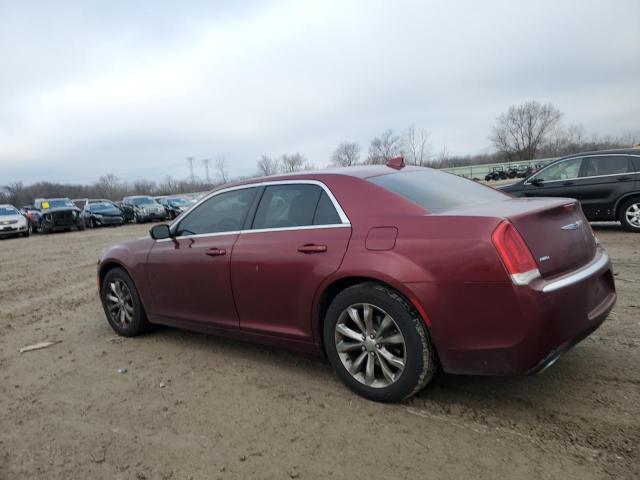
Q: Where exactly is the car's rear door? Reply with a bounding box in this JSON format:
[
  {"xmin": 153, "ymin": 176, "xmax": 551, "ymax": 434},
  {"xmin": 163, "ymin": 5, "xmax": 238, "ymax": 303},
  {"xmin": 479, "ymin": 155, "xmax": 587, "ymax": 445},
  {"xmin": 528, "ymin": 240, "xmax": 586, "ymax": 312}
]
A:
[
  {"xmin": 230, "ymin": 181, "xmax": 351, "ymax": 341},
  {"xmin": 146, "ymin": 187, "xmax": 259, "ymax": 329},
  {"xmin": 575, "ymin": 154, "xmax": 635, "ymax": 219}
]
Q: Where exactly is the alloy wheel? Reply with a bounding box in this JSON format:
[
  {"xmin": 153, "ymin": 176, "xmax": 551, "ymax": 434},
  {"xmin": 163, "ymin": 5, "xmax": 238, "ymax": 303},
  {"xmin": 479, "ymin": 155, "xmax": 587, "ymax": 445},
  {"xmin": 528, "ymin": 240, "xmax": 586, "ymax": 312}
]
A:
[
  {"xmin": 334, "ymin": 303, "xmax": 406, "ymax": 388},
  {"xmin": 105, "ymin": 279, "xmax": 134, "ymax": 327},
  {"xmin": 625, "ymin": 202, "xmax": 640, "ymax": 228}
]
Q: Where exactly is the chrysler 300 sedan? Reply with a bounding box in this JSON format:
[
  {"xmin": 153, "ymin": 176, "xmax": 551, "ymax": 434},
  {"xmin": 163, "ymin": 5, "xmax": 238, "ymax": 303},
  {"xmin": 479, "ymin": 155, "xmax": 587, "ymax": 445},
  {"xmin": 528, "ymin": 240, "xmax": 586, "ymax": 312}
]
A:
[{"xmin": 97, "ymin": 159, "xmax": 616, "ymax": 402}]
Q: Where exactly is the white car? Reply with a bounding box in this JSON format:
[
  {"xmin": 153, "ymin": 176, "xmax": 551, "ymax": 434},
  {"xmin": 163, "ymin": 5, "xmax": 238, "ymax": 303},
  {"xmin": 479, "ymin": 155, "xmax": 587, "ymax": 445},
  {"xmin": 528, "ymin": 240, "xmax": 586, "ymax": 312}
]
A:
[{"xmin": 0, "ymin": 204, "xmax": 31, "ymax": 238}]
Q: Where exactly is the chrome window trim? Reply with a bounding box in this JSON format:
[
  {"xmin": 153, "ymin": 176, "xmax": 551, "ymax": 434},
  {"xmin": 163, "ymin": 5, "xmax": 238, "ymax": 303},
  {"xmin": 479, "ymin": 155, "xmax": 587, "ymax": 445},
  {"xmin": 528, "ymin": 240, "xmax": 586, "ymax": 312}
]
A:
[
  {"xmin": 525, "ymin": 154, "xmax": 640, "ymax": 185},
  {"xmin": 164, "ymin": 179, "xmax": 351, "ymax": 240}
]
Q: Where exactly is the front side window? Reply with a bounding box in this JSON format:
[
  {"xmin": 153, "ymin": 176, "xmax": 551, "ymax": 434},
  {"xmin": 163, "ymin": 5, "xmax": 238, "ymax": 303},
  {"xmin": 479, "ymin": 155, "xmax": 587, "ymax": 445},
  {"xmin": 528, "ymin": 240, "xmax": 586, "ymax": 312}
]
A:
[
  {"xmin": 533, "ymin": 157, "xmax": 582, "ymax": 182},
  {"xmin": 252, "ymin": 184, "xmax": 322, "ymax": 229},
  {"xmin": 582, "ymin": 155, "xmax": 631, "ymax": 177},
  {"xmin": 175, "ymin": 187, "xmax": 257, "ymax": 236}
]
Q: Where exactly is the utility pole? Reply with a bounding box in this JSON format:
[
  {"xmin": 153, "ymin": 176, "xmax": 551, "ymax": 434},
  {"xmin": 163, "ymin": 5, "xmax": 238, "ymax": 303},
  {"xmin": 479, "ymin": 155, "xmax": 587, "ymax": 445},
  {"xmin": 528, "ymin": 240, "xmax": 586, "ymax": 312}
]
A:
[
  {"xmin": 202, "ymin": 158, "xmax": 211, "ymax": 184},
  {"xmin": 186, "ymin": 157, "xmax": 195, "ymax": 183}
]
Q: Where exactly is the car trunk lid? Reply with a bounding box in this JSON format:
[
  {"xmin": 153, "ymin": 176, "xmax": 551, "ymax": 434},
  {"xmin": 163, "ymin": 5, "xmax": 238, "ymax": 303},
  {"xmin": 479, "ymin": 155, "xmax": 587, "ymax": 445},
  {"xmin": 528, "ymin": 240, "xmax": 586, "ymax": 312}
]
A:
[{"xmin": 440, "ymin": 197, "xmax": 597, "ymax": 278}]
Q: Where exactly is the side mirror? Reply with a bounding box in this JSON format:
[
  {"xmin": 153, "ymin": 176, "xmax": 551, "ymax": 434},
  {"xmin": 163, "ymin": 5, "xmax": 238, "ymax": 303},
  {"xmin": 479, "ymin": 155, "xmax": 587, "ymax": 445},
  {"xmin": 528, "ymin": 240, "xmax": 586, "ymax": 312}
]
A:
[
  {"xmin": 150, "ymin": 224, "xmax": 172, "ymax": 240},
  {"xmin": 530, "ymin": 177, "xmax": 543, "ymax": 186}
]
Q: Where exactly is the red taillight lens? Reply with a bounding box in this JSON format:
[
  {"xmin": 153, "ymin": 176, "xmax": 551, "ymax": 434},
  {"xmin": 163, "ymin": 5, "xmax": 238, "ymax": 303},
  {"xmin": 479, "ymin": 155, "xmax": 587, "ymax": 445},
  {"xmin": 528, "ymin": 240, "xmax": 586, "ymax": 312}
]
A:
[{"xmin": 491, "ymin": 220, "xmax": 540, "ymax": 285}]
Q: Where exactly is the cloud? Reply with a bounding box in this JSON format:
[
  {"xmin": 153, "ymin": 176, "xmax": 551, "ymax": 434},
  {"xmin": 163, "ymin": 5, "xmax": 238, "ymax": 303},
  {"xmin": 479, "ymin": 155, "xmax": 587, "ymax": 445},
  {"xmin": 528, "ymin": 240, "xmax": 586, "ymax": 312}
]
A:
[{"xmin": 1, "ymin": 0, "xmax": 639, "ymax": 183}]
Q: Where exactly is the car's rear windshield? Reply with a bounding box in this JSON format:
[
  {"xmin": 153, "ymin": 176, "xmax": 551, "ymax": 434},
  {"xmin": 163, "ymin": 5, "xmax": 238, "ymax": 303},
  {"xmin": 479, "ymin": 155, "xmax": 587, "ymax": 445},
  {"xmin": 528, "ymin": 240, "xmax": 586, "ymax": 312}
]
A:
[{"xmin": 368, "ymin": 170, "xmax": 506, "ymax": 213}]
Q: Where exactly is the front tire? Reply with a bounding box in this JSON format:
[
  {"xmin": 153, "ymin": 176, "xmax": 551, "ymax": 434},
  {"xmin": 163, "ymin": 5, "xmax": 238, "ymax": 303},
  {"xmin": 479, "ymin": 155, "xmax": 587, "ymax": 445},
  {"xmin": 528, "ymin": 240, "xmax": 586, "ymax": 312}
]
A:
[
  {"xmin": 323, "ymin": 282, "xmax": 437, "ymax": 402},
  {"xmin": 101, "ymin": 267, "xmax": 150, "ymax": 336},
  {"xmin": 619, "ymin": 198, "xmax": 640, "ymax": 232}
]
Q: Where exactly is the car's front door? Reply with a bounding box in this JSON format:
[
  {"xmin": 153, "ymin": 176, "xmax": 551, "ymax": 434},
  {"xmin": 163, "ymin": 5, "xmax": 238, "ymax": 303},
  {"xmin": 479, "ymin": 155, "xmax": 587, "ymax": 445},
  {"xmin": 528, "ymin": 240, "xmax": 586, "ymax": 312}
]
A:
[
  {"xmin": 576, "ymin": 154, "xmax": 636, "ymax": 219},
  {"xmin": 230, "ymin": 182, "xmax": 351, "ymax": 341},
  {"xmin": 520, "ymin": 156, "xmax": 586, "ymax": 200},
  {"xmin": 146, "ymin": 187, "xmax": 258, "ymax": 329}
]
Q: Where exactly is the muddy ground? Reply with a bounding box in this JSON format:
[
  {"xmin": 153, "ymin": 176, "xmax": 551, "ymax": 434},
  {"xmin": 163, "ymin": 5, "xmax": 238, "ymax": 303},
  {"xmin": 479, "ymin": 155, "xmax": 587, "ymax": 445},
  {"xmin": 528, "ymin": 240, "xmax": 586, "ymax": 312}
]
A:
[{"xmin": 0, "ymin": 223, "xmax": 638, "ymax": 479}]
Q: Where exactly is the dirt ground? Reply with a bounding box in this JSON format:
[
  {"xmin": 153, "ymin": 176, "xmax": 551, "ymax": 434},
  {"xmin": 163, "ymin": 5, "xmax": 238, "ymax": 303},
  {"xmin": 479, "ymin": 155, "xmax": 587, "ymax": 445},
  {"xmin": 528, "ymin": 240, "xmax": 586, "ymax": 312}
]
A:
[{"xmin": 0, "ymin": 223, "xmax": 638, "ymax": 480}]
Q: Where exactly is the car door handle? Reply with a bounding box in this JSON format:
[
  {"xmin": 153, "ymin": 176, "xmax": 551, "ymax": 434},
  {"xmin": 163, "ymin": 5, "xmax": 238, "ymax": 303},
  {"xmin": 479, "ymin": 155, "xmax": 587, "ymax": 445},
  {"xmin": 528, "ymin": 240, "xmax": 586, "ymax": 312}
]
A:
[
  {"xmin": 297, "ymin": 244, "xmax": 327, "ymax": 254},
  {"xmin": 205, "ymin": 248, "xmax": 226, "ymax": 257},
  {"xmin": 617, "ymin": 176, "xmax": 633, "ymax": 181}
]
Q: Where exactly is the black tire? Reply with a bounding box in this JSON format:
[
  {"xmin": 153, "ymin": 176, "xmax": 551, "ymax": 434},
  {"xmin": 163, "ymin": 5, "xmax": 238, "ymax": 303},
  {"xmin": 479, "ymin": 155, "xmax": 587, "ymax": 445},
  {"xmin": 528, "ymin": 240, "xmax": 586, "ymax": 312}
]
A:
[
  {"xmin": 619, "ymin": 197, "xmax": 640, "ymax": 232},
  {"xmin": 77, "ymin": 221, "xmax": 86, "ymax": 231},
  {"xmin": 323, "ymin": 282, "xmax": 437, "ymax": 402},
  {"xmin": 39, "ymin": 222, "xmax": 51, "ymax": 234},
  {"xmin": 100, "ymin": 267, "xmax": 151, "ymax": 337}
]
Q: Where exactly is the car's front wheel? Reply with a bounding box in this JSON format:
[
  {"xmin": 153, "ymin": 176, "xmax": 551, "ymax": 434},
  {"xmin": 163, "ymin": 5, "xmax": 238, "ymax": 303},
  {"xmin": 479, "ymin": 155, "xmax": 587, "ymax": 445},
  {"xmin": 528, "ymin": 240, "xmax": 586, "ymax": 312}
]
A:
[
  {"xmin": 101, "ymin": 267, "xmax": 150, "ymax": 336},
  {"xmin": 323, "ymin": 282, "xmax": 437, "ymax": 402},
  {"xmin": 620, "ymin": 198, "xmax": 640, "ymax": 232}
]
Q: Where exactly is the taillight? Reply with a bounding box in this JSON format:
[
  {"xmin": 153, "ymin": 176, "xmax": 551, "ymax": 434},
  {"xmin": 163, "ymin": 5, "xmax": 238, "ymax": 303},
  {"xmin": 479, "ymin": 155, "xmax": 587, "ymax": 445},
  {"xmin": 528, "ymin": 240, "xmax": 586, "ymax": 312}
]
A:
[{"xmin": 491, "ymin": 220, "xmax": 540, "ymax": 286}]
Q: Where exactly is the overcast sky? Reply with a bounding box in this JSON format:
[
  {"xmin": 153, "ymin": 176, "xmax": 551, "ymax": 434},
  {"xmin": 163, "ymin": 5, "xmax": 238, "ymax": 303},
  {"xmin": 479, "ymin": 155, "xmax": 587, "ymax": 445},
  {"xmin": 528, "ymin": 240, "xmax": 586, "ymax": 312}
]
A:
[{"xmin": 1, "ymin": 0, "xmax": 639, "ymax": 184}]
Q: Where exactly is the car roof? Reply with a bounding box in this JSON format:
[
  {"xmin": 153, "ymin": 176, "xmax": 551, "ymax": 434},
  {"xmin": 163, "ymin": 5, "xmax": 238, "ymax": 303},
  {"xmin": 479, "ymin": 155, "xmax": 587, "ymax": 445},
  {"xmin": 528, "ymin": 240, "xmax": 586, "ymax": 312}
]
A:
[
  {"xmin": 561, "ymin": 147, "xmax": 640, "ymax": 159},
  {"xmin": 0, "ymin": 204, "xmax": 17, "ymax": 208},
  {"xmin": 213, "ymin": 164, "xmax": 428, "ymax": 193}
]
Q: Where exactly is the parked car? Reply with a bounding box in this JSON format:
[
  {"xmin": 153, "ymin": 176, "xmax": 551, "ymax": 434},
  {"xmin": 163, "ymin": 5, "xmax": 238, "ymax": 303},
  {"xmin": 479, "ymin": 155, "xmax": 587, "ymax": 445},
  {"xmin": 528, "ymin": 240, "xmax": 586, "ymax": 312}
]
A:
[
  {"xmin": 98, "ymin": 159, "xmax": 615, "ymax": 402},
  {"xmin": 122, "ymin": 196, "xmax": 167, "ymax": 223},
  {"xmin": 156, "ymin": 196, "xmax": 193, "ymax": 220},
  {"xmin": 32, "ymin": 198, "xmax": 85, "ymax": 233},
  {"xmin": 114, "ymin": 201, "xmax": 135, "ymax": 223},
  {"xmin": 82, "ymin": 199, "xmax": 125, "ymax": 228},
  {"xmin": 0, "ymin": 204, "xmax": 31, "ymax": 238},
  {"xmin": 501, "ymin": 149, "xmax": 640, "ymax": 231},
  {"xmin": 20, "ymin": 205, "xmax": 41, "ymax": 231}
]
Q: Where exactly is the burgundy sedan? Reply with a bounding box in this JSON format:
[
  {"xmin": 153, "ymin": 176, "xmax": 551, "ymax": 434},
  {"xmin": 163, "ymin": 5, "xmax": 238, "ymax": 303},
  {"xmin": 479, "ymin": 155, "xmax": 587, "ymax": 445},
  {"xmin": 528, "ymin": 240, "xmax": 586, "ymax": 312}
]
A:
[{"xmin": 98, "ymin": 161, "xmax": 616, "ymax": 402}]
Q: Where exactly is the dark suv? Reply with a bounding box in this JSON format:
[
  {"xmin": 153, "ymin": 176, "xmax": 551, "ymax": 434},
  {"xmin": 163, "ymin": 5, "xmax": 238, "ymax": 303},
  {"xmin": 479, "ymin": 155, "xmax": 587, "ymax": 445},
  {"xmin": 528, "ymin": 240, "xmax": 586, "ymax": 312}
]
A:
[
  {"xmin": 501, "ymin": 148, "xmax": 640, "ymax": 231},
  {"xmin": 32, "ymin": 198, "xmax": 86, "ymax": 233}
]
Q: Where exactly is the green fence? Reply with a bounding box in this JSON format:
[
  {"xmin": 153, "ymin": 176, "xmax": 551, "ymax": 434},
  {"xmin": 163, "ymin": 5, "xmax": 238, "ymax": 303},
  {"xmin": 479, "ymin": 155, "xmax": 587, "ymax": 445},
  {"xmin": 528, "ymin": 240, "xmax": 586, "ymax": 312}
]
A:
[{"xmin": 441, "ymin": 157, "xmax": 557, "ymax": 179}]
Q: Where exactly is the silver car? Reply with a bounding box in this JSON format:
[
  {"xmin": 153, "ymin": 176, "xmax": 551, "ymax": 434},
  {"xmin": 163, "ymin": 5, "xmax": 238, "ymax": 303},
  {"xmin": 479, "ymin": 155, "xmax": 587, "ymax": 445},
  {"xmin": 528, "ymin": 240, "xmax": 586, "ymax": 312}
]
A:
[{"xmin": 0, "ymin": 204, "xmax": 31, "ymax": 238}]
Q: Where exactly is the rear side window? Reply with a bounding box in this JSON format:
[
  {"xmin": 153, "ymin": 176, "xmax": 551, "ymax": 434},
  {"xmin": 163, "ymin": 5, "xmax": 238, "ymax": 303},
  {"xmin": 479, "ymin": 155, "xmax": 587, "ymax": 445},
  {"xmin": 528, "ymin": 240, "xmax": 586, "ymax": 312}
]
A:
[
  {"xmin": 253, "ymin": 184, "xmax": 322, "ymax": 229},
  {"xmin": 176, "ymin": 187, "xmax": 257, "ymax": 236},
  {"xmin": 313, "ymin": 192, "xmax": 341, "ymax": 225},
  {"xmin": 369, "ymin": 170, "xmax": 506, "ymax": 213},
  {"xmin": 583, "ymin": 155, "xmax": 631, "ymax": 177}
]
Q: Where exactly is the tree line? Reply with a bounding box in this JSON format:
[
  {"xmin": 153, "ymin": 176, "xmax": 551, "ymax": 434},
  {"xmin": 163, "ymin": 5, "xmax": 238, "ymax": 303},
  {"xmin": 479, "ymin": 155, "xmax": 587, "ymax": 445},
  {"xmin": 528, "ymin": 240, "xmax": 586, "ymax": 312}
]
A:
[{"xmin": 2, "ymin": 100, "xmax": 638, "ymax": 207}]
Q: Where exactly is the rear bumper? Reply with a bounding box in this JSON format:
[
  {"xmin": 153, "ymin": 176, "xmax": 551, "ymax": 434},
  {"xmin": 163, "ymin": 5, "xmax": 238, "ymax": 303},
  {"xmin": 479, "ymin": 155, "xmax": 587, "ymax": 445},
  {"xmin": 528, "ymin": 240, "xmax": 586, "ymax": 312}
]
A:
[{"xmin": 410, "ymin": 247, "xmax": 616, "ymax": 376}]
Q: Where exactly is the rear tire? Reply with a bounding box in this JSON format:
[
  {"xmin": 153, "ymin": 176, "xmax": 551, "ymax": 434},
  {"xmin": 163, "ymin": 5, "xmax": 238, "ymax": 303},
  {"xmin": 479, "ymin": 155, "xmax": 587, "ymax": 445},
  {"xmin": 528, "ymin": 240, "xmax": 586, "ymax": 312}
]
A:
[
  {"xmin": 101, "ymin": 267, "xmax": 151, "ymax": 337},
  {"xmin": 619, "ymin": 198, "xmax": 640, "ymax": 232},
  {"xmin": 323, "ymin": 282, "xmax": 437, "ymax": 402}
]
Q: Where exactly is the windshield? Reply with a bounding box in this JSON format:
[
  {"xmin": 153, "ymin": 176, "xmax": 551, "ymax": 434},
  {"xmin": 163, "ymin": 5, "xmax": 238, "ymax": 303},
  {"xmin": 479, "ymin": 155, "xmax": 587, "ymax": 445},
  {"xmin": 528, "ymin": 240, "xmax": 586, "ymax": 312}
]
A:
[
  {"xmin": 132, "ymin": 197, "xmax": 156, "ymax": 206},
  {"xmin": 90, "ymin": 202, "xmax": 117, "ymax": 211},
  {"xmin": 168, "ymin": 198, "xmax": 191, "ymax": 207},
  {"xmin": 43, "ymin": 199, "xmax": 75, "ymax": 209},
  {"xmin": 369, "ymin": 170, "xmax": 507, "ymax": 213},
  {"xmin": 0, "ymin": 206, "xmax": 19, "ymax": 216}
]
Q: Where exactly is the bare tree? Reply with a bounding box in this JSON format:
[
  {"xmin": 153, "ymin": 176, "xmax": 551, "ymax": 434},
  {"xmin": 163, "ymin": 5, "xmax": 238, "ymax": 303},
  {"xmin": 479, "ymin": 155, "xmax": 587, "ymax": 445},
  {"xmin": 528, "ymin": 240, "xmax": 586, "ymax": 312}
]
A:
[
  {"xmin": 367, "ymin": 129, "xmax": 401, "ymax": 164},
  {"xmin": 490, "ymin": 101, "xmax": 563, "ymax": 160},
  {"xmin": 402, "ymin": 125, "xmax": 431, "ymax": 166},
  {"xmin": 331, "ymin": 141, "xmax": 361, "ymax": 167},
  {"xmin": 280, "ymin": 152, "xmax": 308, "ymax": 173},
  {"xmin": 214, "ymin": 157, "xmax": 229, "ymax": 184},
  {"xmin": 256, "ymin": 155, "xmax": 280, "ymax": 176}
]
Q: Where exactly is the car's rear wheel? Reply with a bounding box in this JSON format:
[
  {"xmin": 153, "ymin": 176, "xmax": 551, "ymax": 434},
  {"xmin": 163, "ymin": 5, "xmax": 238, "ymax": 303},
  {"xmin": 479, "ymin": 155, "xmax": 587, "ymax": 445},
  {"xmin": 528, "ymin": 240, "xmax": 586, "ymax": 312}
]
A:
[
  {"xmin": 101, "ymin": 267, "xmax": 150, "ymax": 336},
  {"xmin": 620, "ymin": 198, "xmax": 640, "ymax": 232},
  {"xmin": 323, "ymin": 282, "xmax": 437, "ymax": 402}
]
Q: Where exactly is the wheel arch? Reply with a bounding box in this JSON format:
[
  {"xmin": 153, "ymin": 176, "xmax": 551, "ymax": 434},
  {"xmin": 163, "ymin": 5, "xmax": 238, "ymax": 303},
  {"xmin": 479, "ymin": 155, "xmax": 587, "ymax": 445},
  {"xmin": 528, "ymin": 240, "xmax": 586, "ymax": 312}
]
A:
[
  {"xmin": 314, "ymin": 275, "xmax": 433, "ymax": 355},
  {"xmin": 97, "ymin": 260, "xmax": 130, "ymax": 293},
  {"xmin": 613, "ymin": 191, "xmax": 640, "ymax": 217}
]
